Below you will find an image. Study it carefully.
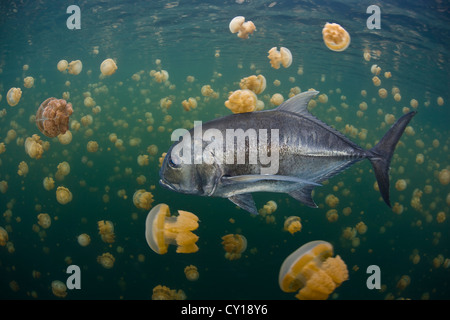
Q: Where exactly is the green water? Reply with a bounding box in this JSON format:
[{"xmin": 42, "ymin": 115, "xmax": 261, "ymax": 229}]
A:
[{"xmin": 0, "ymin": 0, "xmax": 449, "ymax": 300}]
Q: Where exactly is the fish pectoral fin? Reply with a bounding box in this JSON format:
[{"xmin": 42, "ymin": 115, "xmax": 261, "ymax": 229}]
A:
[
  {"xmin": 222, "ymin": 174, "xmax": 321, "ymax": 186},
  {"xmin": 288, "ymin": 185, "xmax": 318, "ymax": 208},
  {"xmin": 228, "ymin": 194, "xmax": 258, "ymax": 215}
]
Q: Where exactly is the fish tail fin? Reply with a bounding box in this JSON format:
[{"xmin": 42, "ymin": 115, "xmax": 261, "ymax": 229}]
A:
[{"xmin": 369, "ymin": 111, "xmax": 417, "ymax": 207}]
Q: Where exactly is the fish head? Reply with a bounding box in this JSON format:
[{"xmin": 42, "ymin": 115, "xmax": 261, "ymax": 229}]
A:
[{"xmin": 159, "ymin": 140, "xmax": 223, "ymax": 197}]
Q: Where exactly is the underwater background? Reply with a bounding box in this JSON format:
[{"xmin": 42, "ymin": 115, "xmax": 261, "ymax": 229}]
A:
[{"xmin": 0, "ymin": 0, "xmax": 449, "ymax": 300}]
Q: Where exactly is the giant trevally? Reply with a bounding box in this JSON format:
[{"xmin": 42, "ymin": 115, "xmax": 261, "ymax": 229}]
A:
[{"xmin": 159, "ymin": 90, "xmax": 416, "ymax": 214}]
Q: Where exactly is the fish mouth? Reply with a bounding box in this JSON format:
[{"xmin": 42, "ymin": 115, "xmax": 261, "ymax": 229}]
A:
[{"xmin": 159, "ymin": 179, "xmax": 179, "ymax": 192}]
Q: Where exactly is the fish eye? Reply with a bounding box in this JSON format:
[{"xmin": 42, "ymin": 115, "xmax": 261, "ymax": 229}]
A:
[{"xmin": 168, "ymin": 154, "xmax": 181, "ymax": 168}]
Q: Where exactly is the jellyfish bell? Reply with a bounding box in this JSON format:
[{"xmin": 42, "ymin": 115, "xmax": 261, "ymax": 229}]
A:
[
  {"xmin": 57, "ymin": 60, "xmax": 68, "ymax": 72},
  {"xmin": 36, "ymin": 97, "xmax": 73, "ymax": 138},
  {"xmin": 6, "ymin": 87, "xmax": 22, "ymax": 106},
  {"xmin": 145, "ymin": 203, "xmax": 199, "ymax": 254},
  {"xmin": 100, "ymin": 58, "xmax": 118, "ymax": 76},
  {"xmin": 68, "ymin": 60, "xmax": 82, "ymax": 75},
  {"xmin": 279, "ymin": 240, "xmax": 348, "ymax": 300},
  {"xmin": 322, "ymin": 22, "xmax": 351, "ymax": 52}
]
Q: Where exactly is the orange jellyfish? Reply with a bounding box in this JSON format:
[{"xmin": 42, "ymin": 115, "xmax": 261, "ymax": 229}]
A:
[
  {"xmin": 239, "ymin": 75, "xmax": 266, "ymax": 94},
  {"xmin": 0, "ymin": 226, "xmax": 8, "ymax": 246},
  {"xmin": 145, "ymin": 203, "xmax": 199, "ymax": 254},
  {"xmin": 225, "ymin": 89, "xmax": 257, "ymax": 113},
  {"xmin": 152, "ymin": 285, "xmax": 186, "ymax": 300},
  {"xmin": 100, "ymin": 58, "xmax": 117, "ymax": 76},
  {"xmin": 229, "ymin": 16, "xmax": 256, "ymax": 39},
  {"xmin": 184, "ymin": 265, "xmax": 199, "ymax": 281},
  {"xmin": 133, "ymin": 189, "xmax": 154, "ymax": 210},
  {"xmin": 36, "ymin": 98, "xmax": 73, "ymax": 138},
  {"xmin": 98, "ymin": 220, "xmax": 115, "ymax": 244},
  {"xmin": 279, "ymin": 240, "xmax": 348, "ymax": 300},
  {"xmin": 284, "ymin": 216, "xmax": 302, "ymax": 235},
  {"xmin": 221, "ymin": 234, "xmax": 247, "ymax": 260},
  {"xmin": 6, "ymin": 87, "xmax": 22, "ymax": 106},
  {"xmin": 25, "ymin": 134, "xmax": 45, "ymax": 159},
  {"xmin": 51, "ymin": 280, "xmax": 67, "ymax": 298},
  {"xmin": 322, "ymin": 23, "xmax": 351, "ymax": 52},
  {"xmin": 267, "ymin": 47, "xmax": 292, "ymax": 69}
]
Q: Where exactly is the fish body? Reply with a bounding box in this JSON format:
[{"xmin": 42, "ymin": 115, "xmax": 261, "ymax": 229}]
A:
[{"xmin": 160, "ymin": 91, "xmax": 416, "ymax": 214}]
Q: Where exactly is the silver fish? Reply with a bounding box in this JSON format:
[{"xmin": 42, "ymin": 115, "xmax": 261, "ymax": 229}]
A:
[{"xmin": 159, "ymin": 91, "xmax": 416, "ymax": 214}]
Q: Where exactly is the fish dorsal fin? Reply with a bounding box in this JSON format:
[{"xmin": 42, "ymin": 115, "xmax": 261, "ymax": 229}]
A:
[
  {"xmin": 228, "ymin": 194, "xmax": 258, "ymax": 215},
  {"xmin": 277, "ymin": 90, "xmax": 319, "ymax": 115}
]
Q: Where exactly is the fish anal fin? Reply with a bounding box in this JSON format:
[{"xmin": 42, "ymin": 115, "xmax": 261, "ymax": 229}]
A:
[
  {"xmin": 288, "ymin": 185, "xmax": 318, "ymax": 208},
  {"xmin": 228, "ymin": 194, "xmax": 258, "ymax": 215}
]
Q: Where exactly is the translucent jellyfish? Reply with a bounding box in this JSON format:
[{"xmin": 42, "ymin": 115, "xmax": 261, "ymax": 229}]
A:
[
  {"xmin": 97, "ymin": 252, "xmax": 115, "ymax": 269},
  {"xmin": 372, "ymin": 76, "xmax": 381, "ymax": 86},
  {"xmin": 325, "ymin": 194, "xmax": 339, "ymax": 207},
  {"xmin": 67, "ymin": 60, "xmax": 82, "ymax": 75},
  {"xmin": 145, "ymin": 203, "xmax": 199, "ymax": 254},
  {"xmin": 279, "ymin": 240, "xmax": 349, "ymax": 300},
  {"xmin": 152, "ymin": 285, "xmax": 186, "ymax": 300},
  {"xmin": 267, "ymin": 47, "xmax": 292, "ymax": 69},
  {"xmin": 0, "ymin": 226, "xmax": 8, "ymax": 246},
  {"xmin": 24, "ymin": 76, "xmax": 34, "ymax": 88},
  {"xmin": 43, "ymin": 177, "xmax": 55, "ymax": 191},
  {"xmin": 221, "ymin": 234, "xmax": 247, "ymax": 260},
  {"xmin": 322, "ymin": 23, "xmax": 351, "ymax": 52},
  {"xmin": 153, "ymin": 70, "xmax": 169, "ymax": 83},
  {"xmin": 36, "ymin": 98, "xmax": 73, "ymax": 138},
  {"xmin": 395, "ymin": 179, "xmax": 407, "ymax": 191},
  {"xmin": 57, "ymin": 130, "xmax": 72, "ymax": 145},
  {"xmin": 239, "ymin": 75, "xmax": 266, "ymax": 94},
  {"xmin": 25, "ymin": 134, "xmax": 44, "ymax": 159},
  {"xmin": 100, "ymin": 58, "xmax": 117, "ymax": 76},
  {"xmin": 77, "ymin": 233, "xmax": 91, "ymax": 247},
  {"xmin": 229, "ymin": 16, "xmax": 256, "ymax": 39},
  {"xmin": 0, "ymin": 181, "xmax": 7, "ymax": 194},
  {"xmin": 437, "ymin": 97, "xmax": 444, "ymax": 106},
  {"xmin": 56, "ymin": 161, "xmax": 70, "ymax": 178},
  {"xmin": 225, "ymin": 89, "xmax": 257, "ymax": 113},
  {"xmin": 6, "ymin": 87, "xmax": 22, "ymax": 106},
  {"xmin": 37, "ymin": 213, "xmax": 51, "ymax": 229},
  {"xmin": 284, "ymin": 216, "xmax": 302, "ymax": 235},
  {"xmin": 51, "ymin": 280, "xmax": 67, "ymax": 298},
  {"xmin": 56, "ymin": 186, "xmax": 72, "ymax": 205},
  {"xmin": 270, "ymin": 93, "xmax": 284, "ymax": 106},
  {"xmin": 57, "ymin": 60, "xmax": 68, "ymax": 72},
  {"xmin": 378, "ymin": 88, "xmax": 388, "ymax": 98},
  {"xmin": 258, "ymin": 200, "xmax": 277, "ymax": 215},
  {"xmin": 355, "ymin": 221, "xmax": 367, "ymax": 234},
  {"xmin": 438, "ymin": 169, "xmax": 449, "ymax": 185},
  {"xmin": 184, "ymin": 265, "xmax": 199, "ymax": 281},
  {"xmin": 98, "ymin": 220, "xmax": 115, "ymax": 243},
  {"xmin": 133, "ymin": 189, "xmax": 154, "ymax": 210}
]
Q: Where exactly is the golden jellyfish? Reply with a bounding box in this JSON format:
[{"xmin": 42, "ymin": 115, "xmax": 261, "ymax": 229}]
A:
[
  {"xmin": 58, "ymin": 130, "xmax": 72, "ymax": 145},
  {"xmin": 0, "ymin": 181, "xmax": 7, "ymax": 194},
  {"xmin": 284, "ymin": 216, "xmax": 302, "ymax": 235},
  {"xmin": 153, "ymin": 70, "xmax": 169, "ymax": 83},
  {"xmin": 18, "ymin": 161, "xmax": 29, "ymax": 177},
  {"xmin": 97, "ymin": 252, "xmax": 115, "ymax": 269},
  {"xmin": 396, "ymin": 275, "xmax": 411, "ymax": 291},
  {"xmin": 229, "ymin": 16, "xmax": 256, "ymax": 39},
  {"xmin": 43, "ymin": 177, "xmax": 55, "ymax": 191},
  {"xmin": 137, "ymin": 154, "xmax": 149, "ymax": 166},
  {"xmin": 318, "ymin": 94, "xmax": 328, "ymax": 104},
  {"xmin": 36, "ymin": 98, "xmax": 73, "ymax": 138},
  {"xmin": 436, "ymin": 211, "xmax": 446, "ymax": 223},
  {"xmin": 267, "ymin": 47, "xmax": 292, "ymax": 69},
  {"xmin": 83, "ymin": 96, "xmax": 95, "ymax": 108},
  {"xmin": 395, "ymin": 179, "xmax": 407, "ymax": 191},
  {"xmin": 24, "ymin": 76, "xmax": 34, "ymax": 88},
  {"xmin": 438, "ymin": 169, "xmax": 449, "ymax": 185},
  {"xmin": 77, "ymin": 233, "xmax": 91, "ymax": 247},
  {"xmin": 37, "ymin": 213, "xmax": 51, "ymax": 229},
  {"xmin": 152, "ymin": 285, "xmax": 186, "ymax": 300},
  {"xmin": 259, "ymin": 200, "xmax": 278, "ymax": 215},
  {"xmin": 378, "ymin": 88, "xmax": 388, "ymax": 98},
  {"xmin": 51, "ymin": 280, "xmax": 67, "ymax": 298},
  {"xmin": 56, "ymin": 186, "xmax": 72, "ymax": 205},
  {"xmin": 184, "ymin": 265, "xmax": 199, "ymax": 281},
  {"xmin": 322, "ymin": 22, "xmax": 351, "ymax": 52},
  {"xmin": 221, "ymin": 234, "xmax": 247, "ymax": 260},
  {"xmin": 437, "ymin": 96, "xmax": 444, "ymax": 106},
  {"xmin": 24, "ymin": 134, "xmax": 44, "ymax": 159},
  {"xmin": 57, "ymin": 60, "xmax": 68, "ymax": 72},
  {"xmin": 98, "ymin": 220, "xmax": 115, "ymax": 243},
  {"xmin": 225, "ymin": 89, "xmax": 257, "ymax": 113},
  {"xmin": 239, "ymin": 75, "xmax": 266, "ymax": 94},
  {"xmin": 325, "ymin": 194, "xmax": 339, "ymax": 208},
  {"xmin": 270, "ymin": 93, "xmax": 284, "ymax": 106},
  {"xmin": 145, "ymin": 204, "xmax": 199, "ymax": 254},
  {"xmin": 67, "ymin": 60, "xmax": 82, "ymax": 75},
  {"xmin": 6, "ymin": 87, "xmax": 22, "ymax": 106},
  {"xmin": 100, "ymin": 58, "xmax": 117, "ymax": 76},
  {"xmin": 355, "ymin": 221, "xmax": 367, "ymax": 235},
  {"xmin": 181, "ymin": 97, "xmax": 197, "ymax": 111},
  {"xmin": 133, "ymin": 189, "xmax": 155, "ymax": 210},
  {"xmin": 87, "ymin": 141, "xmax": 99, "ymax": 153},
  {"xmin": 410, "ymin": 99, "xmax": 419, "ymax": 109},
  {"xmin": 372, "ymin": 76, "xmax": 381, "ymax": 86},
  {"xmin": 0, "ymin": 226, "xmax": 8, "ymax": 246},
  {"xmin": 278, "ymin": 240, "xmax": 349, "ymax": 300}
]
